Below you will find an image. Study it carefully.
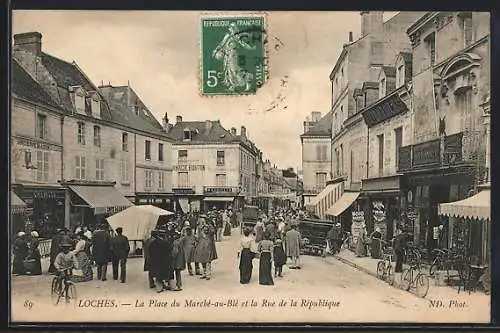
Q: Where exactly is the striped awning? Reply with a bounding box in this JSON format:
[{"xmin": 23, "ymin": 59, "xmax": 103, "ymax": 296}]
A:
[
  {"xmin": 438, "ymin": 189, "xmax": 490, "ymax": 220},
  {"xmin": 11, "ymin": 191, "xmax": 27, "ymax": 215},
  {"xmin": 68, "ymin": 185, "xmax": 133, "ymax": 215}
]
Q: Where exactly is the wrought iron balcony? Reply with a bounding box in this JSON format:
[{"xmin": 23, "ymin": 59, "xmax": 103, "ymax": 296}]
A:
[{"xmin": 397, "ymin": 132, "xmax": 466, "ymax": 172}]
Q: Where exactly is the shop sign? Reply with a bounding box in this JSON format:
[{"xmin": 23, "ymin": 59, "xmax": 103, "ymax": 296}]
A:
[
  {"xmin": 372, "ymin": 201, "xmax": 387, "ymax": 239},
  {"xmin": 34, "ymin": 191, "xmax": 58, "ymax": 199},
  {"xmin": 173, "ymin": 165, "xmax": 205, "ymax": 171},
  {"xmin": 351, "ymin": 211, "xmax": 365, "ymax": 248},
  {"xmin": 173, "ymin": 188, "xmax": 195, "ymax": 195},
  {"xmin": 205, "ymin": 187, "xmax": 236, "ymax": 194},
  {"xmin": 17, "ymin": 137, "xmax": 62, "ymax": 152},
  {"xmin": 105, "ymin": 206, "xmax": 126, "ymax": 214}
]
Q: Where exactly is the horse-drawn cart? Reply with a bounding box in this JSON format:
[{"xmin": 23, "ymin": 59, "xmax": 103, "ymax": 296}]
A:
[{"xmin": 298, "ymin": 218, "xmax": 334, "ymax": 256}]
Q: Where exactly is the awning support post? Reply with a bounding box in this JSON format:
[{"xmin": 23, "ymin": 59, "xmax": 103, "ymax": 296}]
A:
[{"xmin": 64, "ymin": 189, "xmax": 71, "ymax": 229}]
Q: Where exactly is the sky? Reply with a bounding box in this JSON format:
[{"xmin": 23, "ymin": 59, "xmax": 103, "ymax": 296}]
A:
[{"xmin": 12, "ymin": 11, "xmax": 397, "ymax": 171}]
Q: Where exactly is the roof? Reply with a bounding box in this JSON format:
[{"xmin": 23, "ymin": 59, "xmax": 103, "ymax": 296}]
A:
[
  {"xmin": 362, "ymin": 81, "xmax": 379, "ymax": 90},
  {"xmin": 406, "ymin": 12, "xmax": 437, "ymax": 36},
  {"xmin": 381, "ymin": 66, "xmax": 396, "ymax": 78},
  {"xmin": 301, "ymin": 110, "xmax": 333, "ymax": 137},
  {"xmin": 99, "ymin": 85, "xmax": 171, "ymax": 138},
  {"xmin": 39, "ymin": 52, "xmax": 112, "ymax": 120},
  {"xmin": 12, "ymin": 59, "xmax": 61, "ymax": 111},
  {"xmin": 169, "ymin": 120, "xmax": 237, "ymax": 144}
]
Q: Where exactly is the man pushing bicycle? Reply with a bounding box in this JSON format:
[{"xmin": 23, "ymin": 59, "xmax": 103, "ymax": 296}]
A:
[{"xmin": 54, "ymin": 241, "xmax": 76, "ymax": 290}]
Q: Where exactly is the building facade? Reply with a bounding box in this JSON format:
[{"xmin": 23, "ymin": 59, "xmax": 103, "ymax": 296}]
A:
[
  {"xmin": 404, "ymin": 11, "xmax": 490, "ymax": 260},
  {"xmin": 300, "ymin": 111, "xmax": 333, "ymax": 209},
  {"xmin": 167, "ymin": 116, "xmax": 261, "ymax": 213}
]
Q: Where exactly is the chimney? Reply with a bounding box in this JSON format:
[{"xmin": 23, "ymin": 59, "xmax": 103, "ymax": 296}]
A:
[
  {"xmin": 205, "ymin": 120, "xmax": 212, "ymax": 134},
  {"xmin": 240, "ymin": 126, "xmax": 247, "ymax": 138},
  {"xmin": 349, "ymin": 31, "xmax": 353, "ymax": 42},
  {"xmin": 311, "ymin": 111, "xmax": 322, "ymax": 122},
  {"xmin": 360, "ymin": 11, "xmax": 384, "ymax": 37},
  {"xmin": 162, "ymin": 112, "xmax": 170, "ymax": 133},
  {"xmin": 230, "ymin": 127, "xmax": 237, "ymax": 135},
  {"xmin": 13, "ymin": 32, "xmax": 42, "ymax": 56},
  {"xmin": 176, "ymin": 115, "xmax": 183, "ymax": 123}
]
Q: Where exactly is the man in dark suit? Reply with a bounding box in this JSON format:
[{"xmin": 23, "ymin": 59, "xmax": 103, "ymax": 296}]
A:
[
  {"xmin": 143, "ymin": 231, "xmax": 155, "ymax": 288},
  {"xmin": 111, "ymin": 227, "xmax": 130, "ymax": 283},
  {"xmin": 92, "ymin": 224, "xmax": 111, "ymax": 281}
]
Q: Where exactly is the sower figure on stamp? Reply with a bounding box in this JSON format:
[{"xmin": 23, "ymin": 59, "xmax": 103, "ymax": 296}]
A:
[
  {"xmin": 111, "ymin": 227, "xmax": 130, "ymax": 283},
  {"xmin": 92, "ymin": 224, "xmax": 111, "ymax": 281}
]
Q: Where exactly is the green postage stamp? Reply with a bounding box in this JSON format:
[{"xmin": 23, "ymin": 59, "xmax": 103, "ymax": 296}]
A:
[{"xmin": 200, "ymin": 15, "xmax": 267, "ymax": 96}]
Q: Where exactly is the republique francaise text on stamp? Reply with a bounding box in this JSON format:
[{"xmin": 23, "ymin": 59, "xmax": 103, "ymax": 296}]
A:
[{"xmin": 200, "ymin": 15, "xmax": 266, "ymax": 96}]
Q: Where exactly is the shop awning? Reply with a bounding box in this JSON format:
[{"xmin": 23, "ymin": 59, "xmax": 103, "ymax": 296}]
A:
[
  {"xmin": 11, "ymin": 191, "xmax": 27, "ymax": 214},
  {"xmin": 438, "ymin": 189, "xmax": 490, "ymax": 220},
  {"xmin": 203, "ymin": 196, "xmax": 234, "ymax": 202},
  {"xmin": 326, "ymin": 191, "xmax": 360, "ymax": 217},
  {"xmin": 68, "ymin": 185, "xmax": 133, "ymax": 215},
  {"xmin": 305, "ymin": 183, "xmax": 340, "ymax": 211},
  {"xmin": 178, "ymin": 198, "xmax": 190, "ymax": 213}
]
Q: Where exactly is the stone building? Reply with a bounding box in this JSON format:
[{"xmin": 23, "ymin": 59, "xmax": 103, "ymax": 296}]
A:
[
  {"xmin": 326, "ymin": 11, "xmax": 424, "ymax": 229},
  {"xmin": 166, "ymin": 115, "xmax": 260, "ymax": 212},
  {"xmin": 300, "ymin": 111, "xmax": 333, "ymax": 213},
  {"xmin": 99, "ymin": 84, "xmax": 174, "ymax": 211},
  {"xmin": 12, "ymin": 32, "xmax": 133, "ymax": 231},
  {"xmin": 404, "ymin": 12, "xmax": 490, "ymax": 262}
]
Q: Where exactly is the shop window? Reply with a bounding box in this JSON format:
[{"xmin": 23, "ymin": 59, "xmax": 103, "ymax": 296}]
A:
[
  {"xmin": 216, "ymin": 174, "xmax": 227, "ymax": 186},
  {"xmin": 158, "ymin": 143, "xmax": 164, "ymax": 162},
  {"xmin": 77, "ymin": 122, "xmax": 86, "ymax": 145},
  {"xmin": 36, "ymin": 150, "xmax": 49, "ymax": 182},
  {"xmin": 217, "ymin": 150, "xmax": 225, "ymax": 166},
  {"xmin": 145, "ymin": 140, "xmax": 151, "ymax": 160},
  {"xmin": 95, "ymin": 158, "xmax": 105, "ymax": 180},
  {"xmin": 122, "ymin": 132, "xmax": 128, "ymax": 152},
  {"xmin": 178, "ymin": 150, "xmax": 188, "ymax": 164},
  {"xmin": 75, "ymin": 156, "xmax": 86, "ymax": 180},
  {"xmin": 145, "ymin": 169, "xmax": 153, "ymax": 188},
  {"xmin": 93, "ymin": 125, "xmax": 101, "ymax": 148},
  {"xmin": 36, "ymin": 113, "xmax": 47, "ymax": 139}
]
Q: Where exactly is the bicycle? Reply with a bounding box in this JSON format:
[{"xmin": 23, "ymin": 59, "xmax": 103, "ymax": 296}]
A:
[
  {"xmin": 51, "ymin": 268, "xmax": 77, "ymax": 306},
  {"xmin": 400, "ymin": 246, "xmax": 430, "ymax": 298},
  {"xmin": 376, "ymin": 243, "xmax": 395, "ymax": 285}
]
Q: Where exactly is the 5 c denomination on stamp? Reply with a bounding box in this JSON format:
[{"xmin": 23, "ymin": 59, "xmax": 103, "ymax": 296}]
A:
[{"xmin": 200, "ymin": 15, "xmax": 266, "ymax": 96}]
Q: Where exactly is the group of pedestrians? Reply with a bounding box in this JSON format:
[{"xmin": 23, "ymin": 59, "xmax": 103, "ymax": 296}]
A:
[
  {"xmin": 143, "ymin": 209, "xmax": 233, "ymax": 293},
  {"xmin": 238, "ymin": 208, "xmax": 303, "ymax": 286},
  {"xmin": 12, "ymin": 231, "xmax": 42, "ymax": 276}
]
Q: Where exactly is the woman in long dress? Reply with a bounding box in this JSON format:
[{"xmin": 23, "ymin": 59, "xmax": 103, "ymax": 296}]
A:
[
  {"xmin": 254, "ymin": 219, "xmax": 264, "ymax": 243},
  {"xmin": 355, "ymin": 227, "xmax": 368, "ymax": 257},
  {"xmin": 72, "ymin": 231, "xmax": 93, "ymax": 282},
  {"xmin": 370, "ymin": 227, "xmax": 383, "ymax": 259},
  {"xmin": 238, "ymin": 227, "xmax": 255, "ymax": 284},
  {"xmin": 223, "ymin": 211, "xmax": 231, "ymax": 236},
  {"xmin": 26, "ymin": 231, "xmax": 42, "ymax": 275},
  {"xmin": 258, "ymin": 232, "xmax": 274, "ymax": 286},
  {"xmin": 12, "ymin": 232, "xmax": 28, "ymax": 275}
]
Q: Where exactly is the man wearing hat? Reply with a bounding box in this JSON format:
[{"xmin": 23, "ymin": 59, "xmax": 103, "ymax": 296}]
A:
[
  {"xmin": 111, "ymin": 227, "xmax": 130, "ymax": 283},
  {"xmin": 92, "ymin": 224, "xmax": 111, "ymax": 281},
  {"xmin": 48, "ymin": 228, "xmax": 66, "ymax": 274},
  {"xmin": 54, "ymin": 240, "xmax": 76, "ymax": 288}
]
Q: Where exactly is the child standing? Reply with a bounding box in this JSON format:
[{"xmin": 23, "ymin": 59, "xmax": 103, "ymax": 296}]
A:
[
  {"xmin": 273, "ymin": 238, "xmax": 286, "ymax": 278},
  {"xmin": 171, "ymin": 231, "xmax": 185, "ymax": 291}
]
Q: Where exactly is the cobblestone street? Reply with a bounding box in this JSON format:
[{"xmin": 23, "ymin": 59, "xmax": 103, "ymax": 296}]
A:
[{"xmin": 11, "ymin": 229, "xmax": 489, "ymax": 323}]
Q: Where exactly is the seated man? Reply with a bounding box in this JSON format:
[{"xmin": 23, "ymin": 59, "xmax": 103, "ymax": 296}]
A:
[{"xmin": 54, "ymin": 241, "xmax": 77, "ymax": 289}]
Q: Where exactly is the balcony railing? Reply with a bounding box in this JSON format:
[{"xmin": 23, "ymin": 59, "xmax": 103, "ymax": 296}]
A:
[{"xmin": 397, "ymin": 132, "xmax": 466, "ymax": 172}]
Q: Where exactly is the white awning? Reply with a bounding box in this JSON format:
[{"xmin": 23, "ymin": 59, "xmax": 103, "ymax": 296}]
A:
[
  {"xmin": 68, "ymin": 185, "xmax": 133, "ymax": 215},
  {"xmin": 203, "ymin": 196, "xmax": 234, "ymax": 202},
  {"xmin": 11, "ymin": 191, "xmax": 27, "ymax": 214},
  {"xmin": 438, "ymin": 189, "xmax": 490, "ymax": 220},
  {"xmin": 306, "ymin": 183, "xmax": 340, "ymax": 210},
  {"xmin": 326, "ymin": 192, "xmax": 360, "ymax": 217}
]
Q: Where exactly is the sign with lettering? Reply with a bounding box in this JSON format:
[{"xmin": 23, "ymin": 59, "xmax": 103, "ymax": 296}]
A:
[
  {"xmin": 16, "ymin": 137, "xmax": 62, "ymax": 152},
  {"xmin": 351, "ymin": 211, "xmax": 365, "ymax": 248},
  {"xmin": 205, "ymin": 187, "xmax": 235, "ymax": 194},
  {"xmin": 34, "ymin": 191, "xmax": 57, "ymax": 199},
  {"xmin": 173, "ymin": 165, "xmax": 205, "ymax": 171},
  {"xmin": 172, "ymin": 188, "xmax": 196, "ymax": 195}
]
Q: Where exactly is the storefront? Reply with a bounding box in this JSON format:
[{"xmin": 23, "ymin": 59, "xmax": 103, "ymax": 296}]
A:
[
  {"xmin": 326, "ymin": 191, "xmax": 361, "ymax": 234},
  {"xmin": 203, "ymin": 186, "xmax": 242, "ymax": 212},
  {"xmin": 170, "ymin": 188, "xmax": 203, "ymax": 214},
  {"xmin": 306, "ymin": 182, "xmax": 343, "ymax": 219},
  {"xmin": 12, "ymin": 184, "xmax": 66, "ymax": 238},
  {"xmin": 63, "ymin": 181, "xmax": 133, "ymax": 230},
  {"xmin": 10, "ymin": 190, "xmax": 29, "ymax": 236},
  {"xmin": 135, "ymin": 192, "xmax": 175, "ymax": 212},
  {"xmin": 404, "ymin": 166, "xmax": 475, "ymax": 258},
  {"xmin": 361, "ymin": 175, "xmax": 406, "ymax": 240},
  {"xmin": 438, "ymin": 186, "xmax": 490, "ymax": 266}
]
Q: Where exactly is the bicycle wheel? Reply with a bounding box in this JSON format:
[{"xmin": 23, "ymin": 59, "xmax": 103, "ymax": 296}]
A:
[
  {"xmin": 386, "ymin": 264, "xmax": 395, "ymax": 286},
  {"xmin": 429, "ymin": 258, "xmax": 441, "ymax": 277},
  {"xmin": 415, "ymin": 273, "xmax": 430, "ymax": 298},
  {"xmin": 376, "ymin": 261, "xmax": 386, "ymax": 279},
  {"xmin": 400, "ymin": 268, "xmax": 411, "ymax": 291},
  {"xmin": 51, "ymin": 277, "xmax": 61, "ymax": 306},
  {"xmin": 65, "ymin": 282, "xmax": 77, "ymax": 306}
]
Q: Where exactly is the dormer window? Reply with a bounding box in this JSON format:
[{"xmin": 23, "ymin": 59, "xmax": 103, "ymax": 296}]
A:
[
  {"xmin": 90, "ymin": 93, "xmax": 101, "ymax": 119},
  {"xmin": 183, "ymin": 128, "xmax": 192, "ymax": 141},
  {"xmin": 396, "ymin": 65, "xmax": 405, "ymax": 88},
  {"xmin": 71, "ymin": 86, "xmax": 86, "ymax": 114},
  {"xmin": 379, "ymin": 77, "xmax": 386, "ymax": 98}
]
